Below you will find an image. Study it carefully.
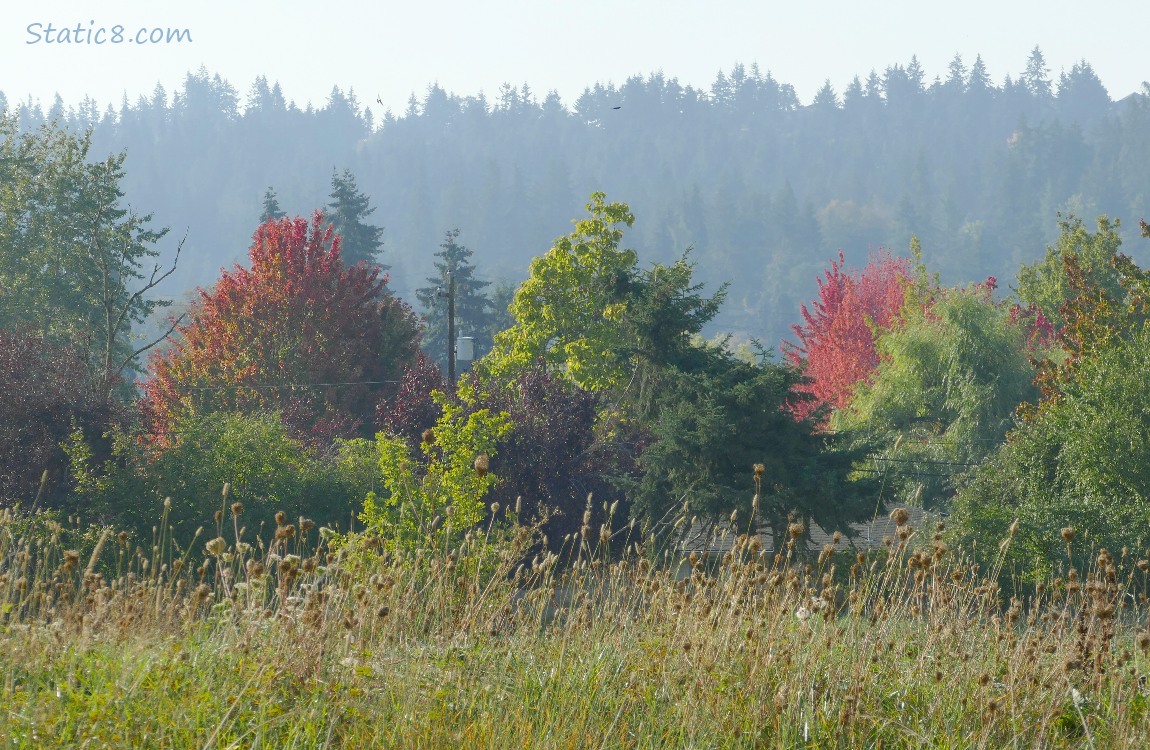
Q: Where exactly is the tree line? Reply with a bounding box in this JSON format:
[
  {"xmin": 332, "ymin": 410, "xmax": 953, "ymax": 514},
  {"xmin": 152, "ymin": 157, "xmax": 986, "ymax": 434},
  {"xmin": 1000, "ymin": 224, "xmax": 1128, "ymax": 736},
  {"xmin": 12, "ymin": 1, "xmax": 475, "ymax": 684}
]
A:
[{"xmin": 4, "ymin": 49, "xmax": 1148, "ymax": 344}]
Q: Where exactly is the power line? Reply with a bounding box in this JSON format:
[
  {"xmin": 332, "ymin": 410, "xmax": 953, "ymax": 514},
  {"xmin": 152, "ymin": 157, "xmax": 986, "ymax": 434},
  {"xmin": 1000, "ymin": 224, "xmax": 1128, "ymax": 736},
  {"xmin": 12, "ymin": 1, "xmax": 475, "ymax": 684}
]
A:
[{"xmin": 184, "ymin": 380, "xmax": 401, "ymax": 391}]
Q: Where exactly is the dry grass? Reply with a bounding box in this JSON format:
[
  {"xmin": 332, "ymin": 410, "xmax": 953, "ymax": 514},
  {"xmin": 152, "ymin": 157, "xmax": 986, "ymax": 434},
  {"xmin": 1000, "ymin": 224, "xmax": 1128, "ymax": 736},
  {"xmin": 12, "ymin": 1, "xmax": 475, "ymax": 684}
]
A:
[{"xmin": 2, "ymin": 503, "xmax": 1150, "ymax": 748}]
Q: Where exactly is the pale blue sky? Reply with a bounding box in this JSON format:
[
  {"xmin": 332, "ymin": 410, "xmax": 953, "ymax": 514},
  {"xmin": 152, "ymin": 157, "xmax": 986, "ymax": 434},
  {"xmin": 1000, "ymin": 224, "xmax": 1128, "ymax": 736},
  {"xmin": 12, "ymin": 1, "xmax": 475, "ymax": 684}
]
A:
[{"xmin": 4, "ymin": 0, "xmax": 1149, "ymax": 114}]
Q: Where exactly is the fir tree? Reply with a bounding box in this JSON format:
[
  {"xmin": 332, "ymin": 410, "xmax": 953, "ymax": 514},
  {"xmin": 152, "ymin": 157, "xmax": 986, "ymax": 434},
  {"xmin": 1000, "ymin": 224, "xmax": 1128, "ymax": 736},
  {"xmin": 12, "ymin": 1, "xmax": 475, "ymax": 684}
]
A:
[
  {"xmin": 326, "ymin": 168, "xmax": 385, "ymax": 268},
  {"xmin": 259, "ymin": 187, "xmax": 286, "ymax": 224},
  {"xmin": 414, "ymin": 229, "xmax": 493, "ymax": 370}
]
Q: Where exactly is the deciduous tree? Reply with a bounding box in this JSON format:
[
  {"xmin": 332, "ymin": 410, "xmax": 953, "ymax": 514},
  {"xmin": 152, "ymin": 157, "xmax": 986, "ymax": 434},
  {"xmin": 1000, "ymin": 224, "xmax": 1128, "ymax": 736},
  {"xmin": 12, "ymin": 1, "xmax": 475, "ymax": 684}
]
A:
[
  {"xmin": 142, "ymin": 213, "xmax": 419, "ymax": 444},
  {"xmin": 784, "ymin": 250, "xmax": 909, "ymax": 421}
]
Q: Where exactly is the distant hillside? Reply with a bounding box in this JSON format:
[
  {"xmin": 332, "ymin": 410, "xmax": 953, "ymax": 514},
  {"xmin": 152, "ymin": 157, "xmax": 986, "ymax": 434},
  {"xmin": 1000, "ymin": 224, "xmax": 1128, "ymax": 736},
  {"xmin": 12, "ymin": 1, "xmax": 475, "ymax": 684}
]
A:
[{"xmin": 5, "ymin": 49, "xmax": 1148, "ymax": 345}]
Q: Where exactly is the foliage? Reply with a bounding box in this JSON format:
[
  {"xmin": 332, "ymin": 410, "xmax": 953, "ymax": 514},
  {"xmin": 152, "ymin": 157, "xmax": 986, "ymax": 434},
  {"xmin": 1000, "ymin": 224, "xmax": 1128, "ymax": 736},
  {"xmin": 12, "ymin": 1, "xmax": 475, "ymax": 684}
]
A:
[
  {"xmin": 361, "ymin": 386, "xmax": 511, "ymax": 548},
  {"xmin": 0, "ymin": 114, "xmax": 179, "ymax": 390},
  {"xmin": 375, "ymin": 352, "xmax": 446, "ymax": 447},
  {"xmin": 952, "ymin": 321, "xmax": 1150, "ymax": 578},
  {"xmin": 953, "ymin": 224, "xmax": 1150, "ymax": 576},
  {"xmin": 66, "ymin": 411, "xmax": 366, "ymax": 537},
  {"xmin": 784, "ymin": 249, "xmax": 909, "ymax": 421},
  {"xmin": 836, "ymin": 275, "xmax": 1039, "ymax": 508},
  {"xmin": 0, "ymin": 330, "xmax": 122, "ymax": 508},
  {"xmin": 470, "ymin": 364, "xmax": 624, "ymax": 547},
  {"xmin": 325, "ymin": 168, "xmax": 384, "ymax": 268},
  {"xmin": 414, "ymin": 228, "xmax": 495, "ymax": 371},
  {"xmin": 484, "ymin": 193, "xmax": 639, "ymax": 391},
  {"xmin": 1015, "ymin": 215, "xmax": 1125, "ymax": 331},
  {"xmin": 142, "ymin": 213, "xmax": 419, "ymax": 444},
  {"xmin": 626, "ymin": 344, "xmax": 878, "ymax": 541}
]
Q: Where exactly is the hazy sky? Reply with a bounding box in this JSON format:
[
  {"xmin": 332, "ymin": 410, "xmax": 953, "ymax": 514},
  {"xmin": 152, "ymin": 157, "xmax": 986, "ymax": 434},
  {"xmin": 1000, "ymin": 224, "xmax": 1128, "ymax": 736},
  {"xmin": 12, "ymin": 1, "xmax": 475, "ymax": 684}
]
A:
[{"xmin": 5, "ymin": 0, "xmax": 1149, "ymax": 115}]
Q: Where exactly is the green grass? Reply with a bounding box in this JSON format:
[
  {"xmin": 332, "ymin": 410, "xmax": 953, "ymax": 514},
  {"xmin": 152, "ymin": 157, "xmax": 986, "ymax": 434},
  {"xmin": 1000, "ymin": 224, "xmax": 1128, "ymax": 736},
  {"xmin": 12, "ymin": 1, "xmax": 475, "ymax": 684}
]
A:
[{"xmin": 2, "ymin": 505, "xmax": 1150, "ymax": 748}]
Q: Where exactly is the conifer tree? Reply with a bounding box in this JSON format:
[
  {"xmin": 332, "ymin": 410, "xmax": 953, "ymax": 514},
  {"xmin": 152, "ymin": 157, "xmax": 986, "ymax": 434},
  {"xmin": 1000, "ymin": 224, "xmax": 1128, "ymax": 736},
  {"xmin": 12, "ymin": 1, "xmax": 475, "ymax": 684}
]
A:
[
  {"xmin": 326, "ymin": 168, "xmax": 385, "ymax": 268},
  {"xmin": 415, "ymin": 229, "xmax": 493, "ymax": 370},
  {"xmin": 259, "ymin": 186, "xmax": 286, "ymax": 224}
]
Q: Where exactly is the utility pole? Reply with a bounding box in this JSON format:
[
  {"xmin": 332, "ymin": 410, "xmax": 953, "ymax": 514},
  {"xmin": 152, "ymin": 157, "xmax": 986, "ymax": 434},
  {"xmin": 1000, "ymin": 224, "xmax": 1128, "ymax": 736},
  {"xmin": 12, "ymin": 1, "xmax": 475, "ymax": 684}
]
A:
[
  {"xmin": 447, "ymin": 272, "xmax": 456, "ymax": 389},
  {"xmin": 438, "ymin": 272, "xmax": 456, "ymax": 390}
]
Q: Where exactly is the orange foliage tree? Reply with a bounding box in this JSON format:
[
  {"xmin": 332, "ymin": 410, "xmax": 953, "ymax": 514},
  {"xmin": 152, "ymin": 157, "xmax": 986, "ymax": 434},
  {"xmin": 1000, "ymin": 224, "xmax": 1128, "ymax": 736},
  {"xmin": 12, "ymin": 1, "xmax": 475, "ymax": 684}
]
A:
[{"xmin": 142, "ymin": 213, "xmax": 419, "ymax": 443}]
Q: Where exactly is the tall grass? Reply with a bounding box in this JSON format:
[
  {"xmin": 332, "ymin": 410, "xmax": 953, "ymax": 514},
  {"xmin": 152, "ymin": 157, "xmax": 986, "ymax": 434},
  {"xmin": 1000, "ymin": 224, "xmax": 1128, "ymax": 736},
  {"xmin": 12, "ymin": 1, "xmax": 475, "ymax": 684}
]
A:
[{"xmin": 2, "ymin": 501, "xmax": 1150, "ymax": 748}]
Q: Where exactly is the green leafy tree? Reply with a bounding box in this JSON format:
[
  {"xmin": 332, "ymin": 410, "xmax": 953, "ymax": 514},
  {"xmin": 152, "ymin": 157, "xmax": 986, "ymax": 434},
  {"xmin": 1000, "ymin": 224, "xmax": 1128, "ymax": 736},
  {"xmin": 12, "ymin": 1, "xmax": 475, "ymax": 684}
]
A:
[
  {"xmin": 1015, "ymin": 215, "xmax": 1124, "ymax": 331},
  {"xmin": 0, "ymin": 114, "xmax": 181, "ymax": 392},
  {"xmin": 325, "ymin": 168, "xmax": 385, "ymax": 268},
  {"xmin": 414, "ymin": 229, "xmax": 494, "ymax": 370},
  {"xmin": 835, "ymin": 270, "xmax": 1039, "ymax": 508},
  {"xmin": 953, "ymin": 220, "xmax": 1150, "ymax": 578},
  {"xmin": 484, "ymin": 193, "xmax": 639, "ymax": 391},
  {"xmin": 952, "ymin": 321, "xmax": 1150, "ymax": 580},
  {"xmin": 360, "ymin": 385, "xmax": 511, "ymax": 548}
]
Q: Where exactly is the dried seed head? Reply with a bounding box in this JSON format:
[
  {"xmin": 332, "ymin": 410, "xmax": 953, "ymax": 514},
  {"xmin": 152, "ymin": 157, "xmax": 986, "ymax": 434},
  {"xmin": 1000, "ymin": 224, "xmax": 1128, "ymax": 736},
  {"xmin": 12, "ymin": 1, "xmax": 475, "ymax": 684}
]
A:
[
  {"xmin": 300, "ymin": 518, "xmax": 315, "ymax": 533},
  {"xmin": 753, "ymin": 463, "xmax": 765, "ymax": 479},
  {"xmin": 490, "ymin": 502, "xmax": 500, "ymax": 515},
  {"xmin": 204, "ymin": 537, "xmax": 227, "ymax": 557},
  {"xmin": 1137, "ymin": 631, "xmax": 1150, "ymax": 653},
  {"xmin": 832, "ymin": 531, "xmax": 842, "ymax": 544},
  {"xmin": 421, "ymin": 428, "xmax": 435, "ymax": 444},
  {"xmin": 231, "ymin": 502, "xmax": 244, "ymax": 516},
  {"xmin": 890, "ymin": 508, "xmax": 911, "ymax": 527},
  {"xmin": 788, "ymin": 522, "xmax": 804, "ymax": 540},
  {"xmin": 473, "ymin": 454, "xmax": 489, "ymax": 477},
  {"xmin": 1061, "ymin": 527, "xmax": 1076, "ymax": 543},
  {"xmin": 275, "ymin": 511, "xmax": 287, "ymax": 527}
]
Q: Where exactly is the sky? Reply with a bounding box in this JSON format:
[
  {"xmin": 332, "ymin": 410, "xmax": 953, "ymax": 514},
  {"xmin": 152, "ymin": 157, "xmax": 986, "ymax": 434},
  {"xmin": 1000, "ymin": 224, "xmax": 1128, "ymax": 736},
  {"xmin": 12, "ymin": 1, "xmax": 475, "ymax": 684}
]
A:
[{"xmin": 4, "ymin": 0, "xmax": 1150, "ymax": 116}]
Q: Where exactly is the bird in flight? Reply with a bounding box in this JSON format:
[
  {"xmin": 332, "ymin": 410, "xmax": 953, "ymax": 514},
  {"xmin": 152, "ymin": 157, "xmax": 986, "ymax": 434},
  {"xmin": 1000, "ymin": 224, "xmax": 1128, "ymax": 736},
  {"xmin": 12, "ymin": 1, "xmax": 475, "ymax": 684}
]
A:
[{"xmin": 612, "ymin": 106, "xmax": 622, "ymax": 110}]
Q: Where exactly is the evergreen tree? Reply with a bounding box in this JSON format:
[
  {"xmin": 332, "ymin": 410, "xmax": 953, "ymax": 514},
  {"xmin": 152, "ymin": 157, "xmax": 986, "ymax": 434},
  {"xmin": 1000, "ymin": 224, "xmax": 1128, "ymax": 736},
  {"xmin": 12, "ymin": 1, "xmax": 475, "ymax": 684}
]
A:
[
  {"xmin": 968, "ymin": 55, "xmax": 993, "ymax": 93},
  {"xmin": 414, "ymin": 229, "xmax": 494, "ymax": 371},
  {"xmin": 1023, "ymin": 46, "xmax": 1053, "ymax": 99},
  {"xmin": 326, "ymin": 168, "xmax": 385, "ymax": 268},
  {"xmin": 259, "ymin": 187, "xmax": 286, "ymax": 224},
  {"xmin": 811, "ymin": 80, "xmax": 840, "ymax": 109}
]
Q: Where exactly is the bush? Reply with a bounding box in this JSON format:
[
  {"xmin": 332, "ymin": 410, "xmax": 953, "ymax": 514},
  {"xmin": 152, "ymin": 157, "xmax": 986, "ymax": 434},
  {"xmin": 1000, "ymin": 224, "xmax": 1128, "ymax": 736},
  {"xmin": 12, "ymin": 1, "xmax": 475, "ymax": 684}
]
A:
[{"xmin": 68, "ymin": 411, "xmax": 368, "ymax": 540}]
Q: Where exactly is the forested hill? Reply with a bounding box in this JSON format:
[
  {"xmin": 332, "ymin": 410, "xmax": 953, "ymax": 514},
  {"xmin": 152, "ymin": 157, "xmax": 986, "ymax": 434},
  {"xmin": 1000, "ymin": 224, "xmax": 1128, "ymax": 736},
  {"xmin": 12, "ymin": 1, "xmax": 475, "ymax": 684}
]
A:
[{"xmin": 5, "ymin": 49, "xmax": 1149, "ymax": 343}]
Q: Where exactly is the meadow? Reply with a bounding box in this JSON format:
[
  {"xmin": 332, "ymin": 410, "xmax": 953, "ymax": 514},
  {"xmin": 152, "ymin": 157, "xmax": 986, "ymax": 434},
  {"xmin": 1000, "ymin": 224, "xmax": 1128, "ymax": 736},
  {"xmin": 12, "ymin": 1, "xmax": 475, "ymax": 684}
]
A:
[{"xmin": 2, "ymin": 500, "xmax": 1149, "ymax": 749}]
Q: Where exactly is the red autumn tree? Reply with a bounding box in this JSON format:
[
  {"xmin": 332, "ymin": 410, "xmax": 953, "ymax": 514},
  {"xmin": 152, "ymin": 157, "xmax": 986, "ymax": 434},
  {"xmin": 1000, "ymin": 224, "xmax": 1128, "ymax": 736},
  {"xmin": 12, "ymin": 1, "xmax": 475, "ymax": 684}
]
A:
[
  {"xmin": 784, "ymin": 250, "xmax": 909, "ymax": 422},
  {"xmin": 142, "ymin": 212, "xmax": 420, "ymax": 443}
]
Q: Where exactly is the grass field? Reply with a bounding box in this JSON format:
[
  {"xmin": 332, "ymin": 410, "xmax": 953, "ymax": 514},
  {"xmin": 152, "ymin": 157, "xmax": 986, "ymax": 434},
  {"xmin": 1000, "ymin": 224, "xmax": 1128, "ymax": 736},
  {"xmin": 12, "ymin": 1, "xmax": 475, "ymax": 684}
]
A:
[{"xmin": 2, "ymin": 503, "xmax": 1149, "ymax": 748}]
